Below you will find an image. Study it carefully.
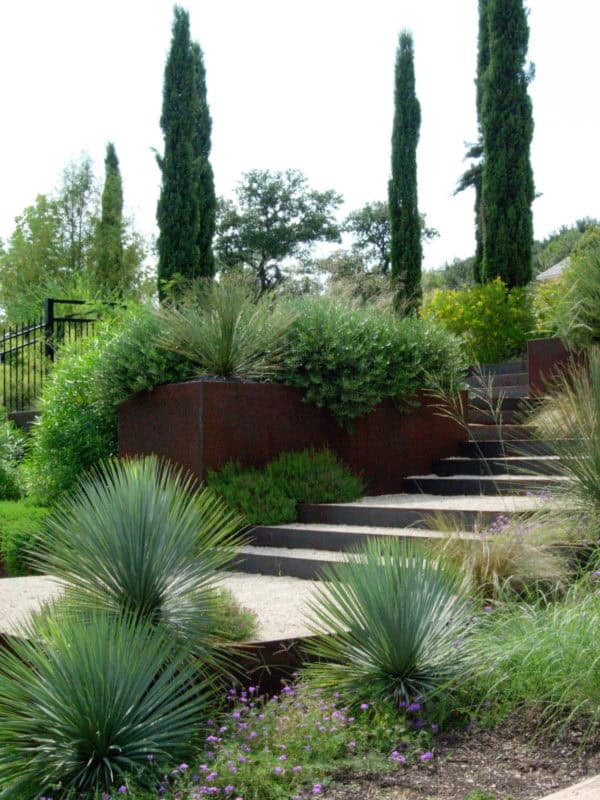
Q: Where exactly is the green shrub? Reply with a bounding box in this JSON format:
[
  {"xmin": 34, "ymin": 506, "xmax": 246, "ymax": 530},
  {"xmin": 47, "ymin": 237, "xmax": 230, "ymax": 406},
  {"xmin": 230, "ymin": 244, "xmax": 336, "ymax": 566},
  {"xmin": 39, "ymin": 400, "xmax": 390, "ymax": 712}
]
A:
[
  {"xmin": 422, "ymin": 277, "xmax": 535, "ymax": 364},
  {"xmin": 157, "ymin": 282, "xmax": 297, "ymax": 379},
  {"xmin": 0, "ymin": 609, "xmax": 210, "ymax": 797},
  {"xmin": 24, "ymin": 307, "xmax": 192, "ymax": 504},
  {"xmin": 208, "ymin": 449, "xmax": 364, "ymax": 526},
  {"xmin": 539, "ymin": 230, "xmax": 600, "ymax": 349},
  {"xmin": 282, "ymin": 297, "xmax": 466, "ymax": 424},
  {"xmin": 210, "ymin": 587, "xmax": 258, "ymax": 642},
  {"xmin": 0, "ymin": 412, "xmax": 26, "ymax": 500},
  {"xmin": 0, "ymin": 500, "xmax": 50, "ymax": 576},
  {"xmin": 305, "ymin": 538, "xmax": 473, "ymax": 707}
]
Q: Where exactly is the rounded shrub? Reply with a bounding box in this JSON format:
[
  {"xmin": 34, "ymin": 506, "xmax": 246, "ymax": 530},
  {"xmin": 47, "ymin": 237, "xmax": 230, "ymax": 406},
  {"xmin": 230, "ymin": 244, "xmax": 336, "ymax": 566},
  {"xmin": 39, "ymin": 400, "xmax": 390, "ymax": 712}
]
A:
[{"xmin": 422, "ymin": 277, "xmax": 535, "ymax": 365}]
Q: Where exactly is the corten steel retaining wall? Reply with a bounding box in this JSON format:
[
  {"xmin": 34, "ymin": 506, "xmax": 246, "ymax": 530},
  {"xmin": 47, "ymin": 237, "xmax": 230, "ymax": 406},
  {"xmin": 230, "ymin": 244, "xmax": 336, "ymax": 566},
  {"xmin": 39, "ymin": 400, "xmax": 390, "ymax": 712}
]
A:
[
  {"xmin": 118, "ymin": 381, "xmax": 467, "ymax": 495},
  {"xmin": 528, "ymin": 337, "xmax": 578, "ymax": 396}
]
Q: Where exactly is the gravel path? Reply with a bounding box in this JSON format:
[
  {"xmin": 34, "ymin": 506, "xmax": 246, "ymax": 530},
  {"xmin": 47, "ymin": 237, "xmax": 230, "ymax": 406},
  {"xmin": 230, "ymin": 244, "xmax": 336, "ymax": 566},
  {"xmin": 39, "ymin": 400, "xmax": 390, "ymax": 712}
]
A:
[{"xmin": 0, "ymin": 572, "xmax": 320, "ymax": 643}]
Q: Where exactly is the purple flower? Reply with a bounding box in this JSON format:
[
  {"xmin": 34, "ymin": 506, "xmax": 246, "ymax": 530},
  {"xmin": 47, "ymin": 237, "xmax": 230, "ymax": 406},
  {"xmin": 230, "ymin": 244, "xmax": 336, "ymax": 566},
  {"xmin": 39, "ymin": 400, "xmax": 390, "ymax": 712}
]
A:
[
  {"xmin": 274, "ymin": 767, "xmax": 284, "ymax": 775},
  {"xmin": 249, "ymin": 686, "xmax": 256, "ymax": 693},
  {"xmin": 484, "ymin": 605, "xmax": 493, "ymax": 611},
  {"xmin": 389, "ymin": 751, "xmax": 407, "ymax": 764},
  {"xmin": 312, "ymin": 785, "xmax": 323, "ymax": 795},
  {"xmin": 279, "ymin": 754, "xmax": 287, "ymax": 761},
  {"xmin": 420, "ymin": 751, "xmax": 433, "ymax": 762},
  {"xmin": 359, "ymin": 703, "xmax": 369, "ymax": 710},
  {"xmin": 180, "ymin": 763, "xmax": 189, "ymax": 771},
  {"xmin": 431, "ymin": 723, "xmax": 439, "ymax": 733},
  {"xmin": 293, "ymin": 765, "xmax": 302, "ymax": 773},
  {"xmin": 407, "ymin": 702, "xmax": 421, "ymax": 712},
  {"xmin": 232, "ymin": 711, "xmax": 241, "ymax": 719},
  {"xmin": 224, "ymin": 788, "xmax": 234, "ymax": 795},
  {"xmin": 118, "ymin": 787, "xmax": 127, "ymax": 795}
]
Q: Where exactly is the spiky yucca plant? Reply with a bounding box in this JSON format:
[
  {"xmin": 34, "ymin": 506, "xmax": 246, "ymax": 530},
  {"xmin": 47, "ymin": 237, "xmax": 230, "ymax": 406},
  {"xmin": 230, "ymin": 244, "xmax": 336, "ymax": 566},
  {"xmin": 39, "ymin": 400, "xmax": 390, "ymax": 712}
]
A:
[
  {"xmin": 0, "ymin": 610, "xmax": 210, "ymax": 798},
  {"xmin": 305, "ymin": 538, "xmax": 473, "ymax": 707},
  {"xmin": 157, "ymin": 282, "xmax": 296, "ymax": 379},
  {"xmin": 35, "ymin": 457, "xmax": 243, "ymax": 661}
]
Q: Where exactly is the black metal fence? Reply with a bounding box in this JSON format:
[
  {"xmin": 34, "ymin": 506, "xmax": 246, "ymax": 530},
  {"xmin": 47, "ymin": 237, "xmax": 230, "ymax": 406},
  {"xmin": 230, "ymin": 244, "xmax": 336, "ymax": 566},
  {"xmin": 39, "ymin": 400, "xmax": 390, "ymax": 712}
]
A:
[{"xmin": 0, "ymin": 299, "xmax": 98, "ymax": 412}]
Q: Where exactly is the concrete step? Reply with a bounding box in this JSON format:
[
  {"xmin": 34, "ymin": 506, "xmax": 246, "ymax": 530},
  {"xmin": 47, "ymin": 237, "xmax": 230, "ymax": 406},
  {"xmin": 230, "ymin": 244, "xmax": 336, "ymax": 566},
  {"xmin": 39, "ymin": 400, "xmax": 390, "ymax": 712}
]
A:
[
  {"xmin": 459, "ymin": 439, "xmax": 556, "ymax": 457},
  {"xmin": 469, "ymin": 406, "xmax": 525, "ymax": 424},
  {"xmin": 468, "ymin": 424, "xmax": 535, "ymax": 441},
  {"xmin": 249, "ymin": 522, "xmax": 468, "ymax": 551},
  {"xmin": 231, "ymin": 545, "xmax": 343, "ymax": 580},
  {"xmin": 467, "ymin": 371, "xmax": 529, "ymax": 389},
  {"xmin": 432, "ymin": 455, "xmax": 561, "ymax": 477},
  {"xmin": 404, "ymin": 474, "xmax": 567, "ymax": 496},
  {"xmin": 470, "ymin": 358, "xmax": 527, "ymax": 376},
  {"xmin": 299, "ymin": 500, "xmax": 535, "ymax": 529}
]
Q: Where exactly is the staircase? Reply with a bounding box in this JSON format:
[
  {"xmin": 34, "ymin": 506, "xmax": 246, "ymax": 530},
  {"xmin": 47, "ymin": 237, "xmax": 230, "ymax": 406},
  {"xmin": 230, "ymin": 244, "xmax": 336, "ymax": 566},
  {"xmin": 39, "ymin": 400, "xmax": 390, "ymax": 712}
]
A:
[{"xmin": 231, "ymin": 357, "xmax": 565, "ymax": 580}]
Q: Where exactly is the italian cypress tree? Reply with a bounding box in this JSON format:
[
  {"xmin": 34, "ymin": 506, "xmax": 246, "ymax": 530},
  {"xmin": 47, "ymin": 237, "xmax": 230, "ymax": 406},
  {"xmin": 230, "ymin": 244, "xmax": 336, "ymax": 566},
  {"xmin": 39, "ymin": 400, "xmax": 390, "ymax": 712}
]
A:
[
  {"xmin": 388, "ymin": 31, "xmax": 422, "ymax": 310},
  {"xmin": 192, "ymin": 42, "xmax": 216, "ymax": 276},
  {"xmin": 157, "ymin": 6, "xmax": 215, "ymax": 298},
  {"xmin": 456, "ymin": 0, "xmax": 489, "ymax": 283},
  {"xmin": 95, "ymin": 142, "xmax": 124, "ymax": 294},
  {"xmin": 480, "ymin": 0, "xmax": 534, "ymax": 287}
]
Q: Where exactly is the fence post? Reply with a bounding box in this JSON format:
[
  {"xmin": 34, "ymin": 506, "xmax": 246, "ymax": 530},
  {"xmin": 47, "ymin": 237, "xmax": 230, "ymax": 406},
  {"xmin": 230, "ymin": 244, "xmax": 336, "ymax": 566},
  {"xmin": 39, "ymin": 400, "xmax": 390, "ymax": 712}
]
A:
[{"xmin": 44, "ymin": 298, "xmax": 55, "ymax": 362}]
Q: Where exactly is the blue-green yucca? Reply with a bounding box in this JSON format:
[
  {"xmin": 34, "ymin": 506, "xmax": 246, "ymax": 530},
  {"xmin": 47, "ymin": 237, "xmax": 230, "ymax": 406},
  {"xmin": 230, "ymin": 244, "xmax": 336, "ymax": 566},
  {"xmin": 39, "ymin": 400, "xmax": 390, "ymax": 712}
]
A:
[
  {"xmin": 305, "ymin": 538, "xmax": 473, "ymax": 706},
  {"xmin": 34, "ymin": 456, "xmax": 243, "ymax": 659},
  {"xmin": 0, "ymin": 610, "xmax": 210, "ymax": 798}
]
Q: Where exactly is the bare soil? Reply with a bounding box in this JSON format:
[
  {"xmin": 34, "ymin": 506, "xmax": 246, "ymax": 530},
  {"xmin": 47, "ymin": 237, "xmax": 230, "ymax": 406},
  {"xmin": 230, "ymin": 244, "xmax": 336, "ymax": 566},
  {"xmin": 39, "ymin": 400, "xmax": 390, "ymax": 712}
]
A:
[{"xmin": 318, "ymin": 715, "xmax": 600, "ymax": 800}]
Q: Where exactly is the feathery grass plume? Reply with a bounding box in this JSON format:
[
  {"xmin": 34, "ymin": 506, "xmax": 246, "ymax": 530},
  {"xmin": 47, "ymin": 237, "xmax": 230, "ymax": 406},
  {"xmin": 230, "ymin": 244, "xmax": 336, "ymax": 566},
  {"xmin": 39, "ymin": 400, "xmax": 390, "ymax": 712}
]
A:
[
  {"xmin": 34, "ymin": 456, "xmax": 244, "ymax": 663},
  {"xmin": 0, "ymin": 608, "xmax": 210, "ymax": 798},
  {"xmin": 425, "ymin": 510, "xmax": 570, "ymax": 601},
  {"xmin": 304, "ymin": 538, "xmax": 473, "ymax": 707},
  {"xmin": 156, "ymin": 281, "xmax": 297, "ymax": 380}
]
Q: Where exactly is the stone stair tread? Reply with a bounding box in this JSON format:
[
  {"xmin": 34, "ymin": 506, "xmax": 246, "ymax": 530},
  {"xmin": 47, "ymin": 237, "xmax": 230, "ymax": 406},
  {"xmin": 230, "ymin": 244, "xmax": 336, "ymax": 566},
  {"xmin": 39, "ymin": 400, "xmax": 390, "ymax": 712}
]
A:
[
  {"xmin": 330, "ymin": 494, "xmax": 551, "ymax": 511},
  {"xmin": 406, "ymin": 473, "xmax": 567, "ymax": 481},
  {"xmin": 440, "ymin": 455, "xmax": 560, "ymax": 462},
  {"xmin": 238, "ymin": 545, "xmax": 347, "ymax": 562},
  {"xmin": 254, "ymin": 522, "xmax": 472, "ymax": 540}
]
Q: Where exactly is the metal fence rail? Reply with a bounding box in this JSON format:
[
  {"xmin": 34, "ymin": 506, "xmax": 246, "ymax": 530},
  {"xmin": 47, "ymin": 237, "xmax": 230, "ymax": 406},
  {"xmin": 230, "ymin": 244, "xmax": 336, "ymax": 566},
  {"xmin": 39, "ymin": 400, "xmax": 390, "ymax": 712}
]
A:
[{"xmin": 0, "ymin": 298, "xmax": 99, "ymax": 412}]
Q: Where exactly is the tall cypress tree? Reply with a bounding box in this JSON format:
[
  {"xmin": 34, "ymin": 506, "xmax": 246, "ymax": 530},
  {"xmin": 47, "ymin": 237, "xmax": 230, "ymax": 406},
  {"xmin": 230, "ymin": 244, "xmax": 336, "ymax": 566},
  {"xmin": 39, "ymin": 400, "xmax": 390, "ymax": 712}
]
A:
[
  {"xmin": 456, "ymin": 0, "xmax": 489, "ymax": 283},
  {"xmin": 192, "ymin": 42, "xmax": 216, "ymax": 276},
  {"xmin": 157, "ymin": 6, "xmax": 215, "ymax": 297},
  {"xmin": 480, "ymin": 0, "xmax": 534, "ymax": 287},
  {"xmin": 388, "ymin": 31, "xmax": 422, "ymax": 310},
  {"xmin": 96, "ymin": 142, "xmax": 124, "ymax": 294}
]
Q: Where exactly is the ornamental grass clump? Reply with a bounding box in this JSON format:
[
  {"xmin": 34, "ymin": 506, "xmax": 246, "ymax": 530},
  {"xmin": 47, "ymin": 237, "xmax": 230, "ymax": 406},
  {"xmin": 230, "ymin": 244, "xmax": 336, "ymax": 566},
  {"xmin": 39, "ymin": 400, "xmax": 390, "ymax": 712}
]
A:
[
  {"xmin": 0, "ymin": 609, "xmax": 210, "ymax": 799},
  {"xmin": 305, "ymin": 538, "xmax": 474, "ymax": 708},
  {"xmin": 157, "ymin": 282, "xmax": 297, "ymax": 380},
  {"xmin": 469, "ymin": 587, "xmax": 600, "ymax": 738},
  {"xmin": 531, "ymin": 347, "xmax": 600, "ymax": 518},
  {"xmin": 34, "ymin": 456, "xmax": 244, "ymax": 662}
]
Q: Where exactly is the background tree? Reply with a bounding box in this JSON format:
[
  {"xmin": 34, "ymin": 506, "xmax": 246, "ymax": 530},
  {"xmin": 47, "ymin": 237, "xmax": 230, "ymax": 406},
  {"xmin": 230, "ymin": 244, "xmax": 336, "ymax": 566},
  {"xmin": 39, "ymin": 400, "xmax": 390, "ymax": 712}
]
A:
[
  {"xmin": 215, "ymin": 169, "xmax": 342, "ymax": 294},
  {"xmin": 156, "ymin": 7, "xmax": 215, "ymax": 297},
  {"xmin": 344, "ymin": 200, "xmax": 437, "ymax": 275},
  {"xmin": 0, "ymin": 156, "xmax": 147, "ymax": 322},
  {"xmin": 388, "ymin": 31, "xmax": 422, "ymax": 309},
  {"xmin": 455, "ymin": 0, "xmax": 490, "ymax": 283},
  {"xmin": 57, "ymin": 156, "xmax": 98, "ymax": 274},
  {"xmin": 95, "ymin": 143, "xmax": 124, "ymax": 294},
  {"xmin": 480, "ymin": 0, "xmax": 535, "ymax": 286}
]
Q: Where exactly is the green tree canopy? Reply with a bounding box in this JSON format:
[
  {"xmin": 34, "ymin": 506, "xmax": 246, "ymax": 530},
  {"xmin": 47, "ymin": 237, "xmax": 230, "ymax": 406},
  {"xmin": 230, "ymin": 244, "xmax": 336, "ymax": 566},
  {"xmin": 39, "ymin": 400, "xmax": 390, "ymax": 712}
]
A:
[
  {"xmin": 389, "ymin": 30, "xmax": 422, "ymax": 309},
  {"xmin": 344, "ymin": 200, "xmax": 437, "ymax": 275},
  {"xmin": 156, "ymin": 6, "xmax": 216, "ymax": 296},
  {"xmin": 480, "ymin": 0, "xmax": 535, "ymax": 287},
  {"xmin": 215, "ymin": 169, "xmax": 342, "ymax": 294},
  {"xmin": 95, "ymin": 142, "xmax": 125, "ymax": 294}
]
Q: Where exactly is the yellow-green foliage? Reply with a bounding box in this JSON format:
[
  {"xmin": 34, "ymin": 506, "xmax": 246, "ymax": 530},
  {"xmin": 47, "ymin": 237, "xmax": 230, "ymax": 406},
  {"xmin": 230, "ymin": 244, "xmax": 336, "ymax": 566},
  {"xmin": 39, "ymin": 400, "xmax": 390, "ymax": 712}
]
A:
[{"xmin": 421, "ymin": 278, "xmax": 534, "ymax": 364}]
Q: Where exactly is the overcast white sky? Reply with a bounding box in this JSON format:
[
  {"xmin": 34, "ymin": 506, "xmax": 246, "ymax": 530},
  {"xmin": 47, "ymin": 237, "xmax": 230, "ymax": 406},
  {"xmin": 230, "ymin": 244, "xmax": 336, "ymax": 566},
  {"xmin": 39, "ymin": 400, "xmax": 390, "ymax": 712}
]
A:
[{"xmin": 0, "ymin": 0, "xmax": 598, "ymax": 270}]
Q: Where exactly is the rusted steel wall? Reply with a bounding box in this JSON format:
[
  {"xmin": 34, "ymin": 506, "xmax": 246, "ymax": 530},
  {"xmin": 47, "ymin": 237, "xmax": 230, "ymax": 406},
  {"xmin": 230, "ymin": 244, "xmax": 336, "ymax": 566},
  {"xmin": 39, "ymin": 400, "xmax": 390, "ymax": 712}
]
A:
[
  {"xmin": 527, "ymin": 337, "xmax": 576, "ymax": 396},
  {"xmin": 119, "ymin": 381, "xmax": 467, "ymax": 494}
]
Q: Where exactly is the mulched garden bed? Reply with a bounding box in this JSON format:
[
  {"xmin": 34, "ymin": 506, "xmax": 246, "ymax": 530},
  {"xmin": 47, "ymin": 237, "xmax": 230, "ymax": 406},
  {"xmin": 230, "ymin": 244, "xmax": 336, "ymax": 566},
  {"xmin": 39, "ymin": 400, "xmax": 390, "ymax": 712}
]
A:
[{"xmin": 321, "ymin": 714, "xmax": 600, "ymax": 800}]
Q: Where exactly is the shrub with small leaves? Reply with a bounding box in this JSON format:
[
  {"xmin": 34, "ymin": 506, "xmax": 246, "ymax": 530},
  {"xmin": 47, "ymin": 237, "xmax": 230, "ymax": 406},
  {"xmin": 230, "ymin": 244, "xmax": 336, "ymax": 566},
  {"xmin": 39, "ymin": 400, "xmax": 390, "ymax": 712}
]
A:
[
  {"xmin": 208, "ymin": 450, "xmax": 364, "ymax": 526},
  {"xmin": 422, "ymin": 278, "xmax": 535, "ymax": 365}
]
